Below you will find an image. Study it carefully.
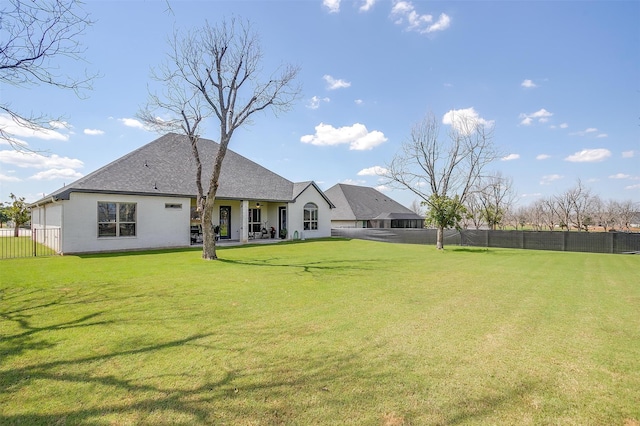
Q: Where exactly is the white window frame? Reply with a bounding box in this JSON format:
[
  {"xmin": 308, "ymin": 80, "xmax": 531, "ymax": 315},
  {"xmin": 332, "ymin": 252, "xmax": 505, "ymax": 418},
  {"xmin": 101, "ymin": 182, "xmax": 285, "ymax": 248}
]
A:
[
  {"xmin": 303, "ymin": 202, "xmax": 318, "ymax": 230},
  {"xmin": 97, "ymin": 202, "xmax": 137, "ymax": 238}
]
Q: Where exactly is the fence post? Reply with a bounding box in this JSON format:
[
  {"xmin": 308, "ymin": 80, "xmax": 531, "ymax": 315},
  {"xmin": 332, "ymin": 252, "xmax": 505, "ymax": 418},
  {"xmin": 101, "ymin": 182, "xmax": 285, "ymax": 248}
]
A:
[{"xmin": 33, "ymin": 228, "xmax": 37, "ymax": 257}]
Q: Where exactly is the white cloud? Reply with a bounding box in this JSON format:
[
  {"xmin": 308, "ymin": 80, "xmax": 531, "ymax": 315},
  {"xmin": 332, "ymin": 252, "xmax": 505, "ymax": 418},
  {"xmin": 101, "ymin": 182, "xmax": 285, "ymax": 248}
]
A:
[
  {"xmin": 609, "ymin": 173, "xmax": 630, "ymax": 179},
  {"xmin": 560, "ymin": 123, "xmax": 569, "ymax": 129},
  {"xmin": 0, "ymin": 114, "xmax": 69, "ymax": 141},
  {"xmin": 521, "ymin": 79, "xmax": 537, "ymax": 88},
  {"xmin": 596, "ymin": 133, "xmax": 608, "ymax": 138},
  {"xmin": 625, "ymin": 183, "xmax": 640, "ymax": 190},
  {"xmin": 519, "ymin": 108, "xmax": 553, "ymax": 126},
  {"xmin": 0, "ymin": 150, "xmax": 84, "ymax": 170},
  {"xmin": 357, "ymin": 166, "xmax": 388, "ymax": 176},
  {"xmin": 622, "ymin": 150, "xmax": 635, "ymax": 158},
  {"xmin": 570, "ymin": 127, "xmax": 601, "ymax": 137},
  {"xmin": 29, "ymin": 168, "xmax": 84, "ymax": 181},
  {"xmin": 354, "ymin": 99, "xmax": 364, "ymax": 105},
  {"xmin": 323, "ymin": 75, "xmax": 351, "ymax": 90},
  {"xmin": 50, "ymin": 120, "xmax": 70, "ymax": 129},
  {"xmin": 359, "ymin": 0, "xmax": 377, "ymax": 12},
  {"xmin": 565, "ymin": 148, "xmax": 611, "ymax": 163},
  {"xmin": 306, "ymin": 96, "xmax": 330, "ymax": 110},
  {"xmin": 375, "ymin": 184, "xmax": 392, "ymax": 192},
  {"xmin": 0, "ymin": 173, "xmax": 21, "ymax": 182},
  {"xmin": 390, "ymin": 1, "xmax": 451, "ymax": 34},
  {"xmin": 540, "ymin": 174, "xmax": 564, "ymax": 185},
  {"xmin": 427, "ymin": 14, "xmax": 451, "ymax": 33},
  {"xmin": 501, "ymin": 154, "xmax": 520, "ymax": 161},
  {"xmin": 442, "ymin": 107, "xmax": 493, "ymax": 135},
  {"xmin": 536, "ymin": 154, "xmax": 551, "ymax": 160},
  {"xmin": 84, "ymin": 129, "xmax": 105, "ymax": 136},
  {"xmin": 323, "ymin": 0, "xmax": 340, "ymax": 13},
  {"xmin": 119, "ymin": 118, "xmax": 146, "ymax": 129},
  {"xmin": 300, "ymin": 122, "xmax": 387, "ymax": 150}
]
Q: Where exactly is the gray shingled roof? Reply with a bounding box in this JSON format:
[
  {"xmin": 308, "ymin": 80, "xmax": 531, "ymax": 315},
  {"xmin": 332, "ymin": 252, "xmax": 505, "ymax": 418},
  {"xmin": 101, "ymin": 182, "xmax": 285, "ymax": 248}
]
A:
[
  {"xmin": 324, "ymin": 183, "xmax": 422, "ymax": 221},
  {"xmin": 39, "ymin": 133, "xmax": 300, "ymax": 203}
]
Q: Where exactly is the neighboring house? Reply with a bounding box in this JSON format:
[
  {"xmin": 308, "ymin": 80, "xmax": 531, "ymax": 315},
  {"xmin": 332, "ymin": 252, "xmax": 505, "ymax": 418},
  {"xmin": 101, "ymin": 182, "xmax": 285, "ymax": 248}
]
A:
[
  {"xmin": 30, "ymin": 133, "xmax": 333, "ymax": 254},
  {"xmin": 325, "ymin": 183, "xmax": 424, "ymax": 229}
]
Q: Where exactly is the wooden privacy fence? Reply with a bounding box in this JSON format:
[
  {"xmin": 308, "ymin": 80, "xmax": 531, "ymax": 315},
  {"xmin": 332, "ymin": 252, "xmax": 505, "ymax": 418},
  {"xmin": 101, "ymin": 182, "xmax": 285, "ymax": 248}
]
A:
[
  {"xmin": 331, "ymin": 228, "xmax": 640, "ymax": 254},
  {"xmin": 0, "ymin": 228, "xmax": 61, "ymax": 259}
]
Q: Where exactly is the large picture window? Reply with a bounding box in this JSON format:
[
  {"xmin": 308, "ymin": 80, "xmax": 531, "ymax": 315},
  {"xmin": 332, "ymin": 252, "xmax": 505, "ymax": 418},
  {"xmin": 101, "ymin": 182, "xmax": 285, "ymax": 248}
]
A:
[
  {"xmin": 98, "ymin": 202, "xmax": 136, "ymax": 237},
  {"xmin": 303, "ymin": 202, "xmax": 318, "ymax": 230}
]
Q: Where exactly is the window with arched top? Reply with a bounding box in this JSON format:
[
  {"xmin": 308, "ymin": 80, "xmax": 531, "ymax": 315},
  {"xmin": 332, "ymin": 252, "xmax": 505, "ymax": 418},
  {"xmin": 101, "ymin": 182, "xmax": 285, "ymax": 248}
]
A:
[{"xmin": 303, "ymin": 202, "xmax": 318, "ymax": 230}]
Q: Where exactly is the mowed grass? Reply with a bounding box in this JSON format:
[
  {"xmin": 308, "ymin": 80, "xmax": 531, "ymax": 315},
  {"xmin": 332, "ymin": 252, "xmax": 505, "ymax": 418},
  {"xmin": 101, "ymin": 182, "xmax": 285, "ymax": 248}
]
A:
[
  {"xmin": 1, "ymin": 239, "xmax": 638, "ymax": 425},
  {"xmin": 0, "ymin": 236, "xmax": 58, "ymax": 259}
]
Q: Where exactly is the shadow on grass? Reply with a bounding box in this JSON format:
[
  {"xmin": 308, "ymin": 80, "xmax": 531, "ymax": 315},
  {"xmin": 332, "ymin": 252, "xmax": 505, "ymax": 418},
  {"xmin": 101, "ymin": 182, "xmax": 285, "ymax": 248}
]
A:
[
  {"xmin": 74, "ymin": 238, "xmax": 353, "ymax": 259},
  {"xmin": 1, "ymin": 275, "xmax": 544, "ymax": 425},
  {"xmin": 448, "ymin": 247, "xmax": 493, "ymax": 254},
  {"xmin": 217, "ymin": 256, "xmax": 384, "ymax": 275}
]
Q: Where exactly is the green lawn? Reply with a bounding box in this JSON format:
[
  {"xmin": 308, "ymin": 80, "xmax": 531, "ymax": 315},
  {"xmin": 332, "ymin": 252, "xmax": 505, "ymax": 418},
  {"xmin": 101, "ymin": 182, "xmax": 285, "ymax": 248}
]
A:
[
  {"xmin": 1, "ymin": 239, "xmax": 638, "ymax": 425},
  {"xmin": 0, "ymin": 236, "xmax": 58, "ymax": 259}
]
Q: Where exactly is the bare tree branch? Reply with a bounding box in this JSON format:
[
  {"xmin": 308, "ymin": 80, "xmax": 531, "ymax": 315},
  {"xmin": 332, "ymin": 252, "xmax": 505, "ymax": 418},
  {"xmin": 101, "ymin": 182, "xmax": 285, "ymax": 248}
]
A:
[
  {"xmin": 0, "ymin": 0, "xmax": 97, "ymax": 148},
  {"xmin": 142, "ymin": 16, "xmax": 301, "ymax": 260},
  {"xmin": 382, "ymin": 112, "xmax": 498, "ymax": 248}
]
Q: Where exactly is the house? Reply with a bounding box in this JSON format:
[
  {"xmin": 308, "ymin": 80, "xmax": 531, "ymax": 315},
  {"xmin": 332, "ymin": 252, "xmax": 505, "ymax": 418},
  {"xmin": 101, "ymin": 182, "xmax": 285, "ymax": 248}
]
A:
[
  {"xmin": 30, "ymin": 133, "xmax": 334, "ymax": 254},
  {"xmin": 324, "ymin": 183, "xmax": 424, "ymax": 229}
]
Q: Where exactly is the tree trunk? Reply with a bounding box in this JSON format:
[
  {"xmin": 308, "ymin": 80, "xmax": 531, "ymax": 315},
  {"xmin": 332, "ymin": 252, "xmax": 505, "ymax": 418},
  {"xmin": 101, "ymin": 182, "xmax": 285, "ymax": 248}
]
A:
[
  {"xmin": 202, "ymin": 196, "xmax": 217, "ymax": 260},
  {"xmin": 436, "ymin": 226, "xmax": 444, "ymax": 250},
  {"xmin": 201, "ymin": 137, "xmax": 230, "ymax": 260},
  {"xmin": 14, "ymin": 226, "xmax": 19, "ymax": 237}
]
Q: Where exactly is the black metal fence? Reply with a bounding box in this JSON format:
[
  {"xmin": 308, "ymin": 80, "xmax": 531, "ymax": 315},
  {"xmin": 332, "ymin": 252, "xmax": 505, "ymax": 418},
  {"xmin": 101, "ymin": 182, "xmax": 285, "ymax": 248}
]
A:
[
  {"xmin": 331, "ymin": 228, "xmax": 640, "ymax": 254},
  {"xmin": 0, "ymin": 228, "xmax": 61, "ymax": 259}
]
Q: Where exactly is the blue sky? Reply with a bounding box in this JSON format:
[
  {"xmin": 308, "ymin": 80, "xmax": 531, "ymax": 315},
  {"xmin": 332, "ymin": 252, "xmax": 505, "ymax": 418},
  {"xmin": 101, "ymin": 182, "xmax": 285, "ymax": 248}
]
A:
[{"xmin": 1, "ymin": 0, "xmax": 638, "ymax": 208}]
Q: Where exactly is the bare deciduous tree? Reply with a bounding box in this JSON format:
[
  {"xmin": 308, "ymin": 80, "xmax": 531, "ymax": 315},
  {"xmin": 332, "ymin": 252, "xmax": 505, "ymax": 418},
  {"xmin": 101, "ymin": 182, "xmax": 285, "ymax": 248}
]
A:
[
  {"xmin": 474, "ymin": 172, "xmax": 515, "ymax": 230},
  {"xmin": 384, "ymin": 112, "xmax": 498, "ymax": 249},
  {"xmin": 614, "ymin": 199, "xmax": 638, "ymax": 231},
  {"xmin": 409, "ymin": 199, "xmax": 425, "ymax": 217},
  {"xmin": 138, "ymin": 64, "xmax": 211, "ymax": 230},
  {"xmin": 0, "ymin": 0, "xmax": 95, "ymax": 148},
  {"xmin": 143, "ymin": 17, "xmax": 300, "ymax": 260}
]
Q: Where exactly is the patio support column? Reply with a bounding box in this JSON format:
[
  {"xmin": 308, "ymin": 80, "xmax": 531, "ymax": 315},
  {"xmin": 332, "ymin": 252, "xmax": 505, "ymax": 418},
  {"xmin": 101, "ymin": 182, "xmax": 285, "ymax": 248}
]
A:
[{"xmin": 240, "ymin": 200, "xmax": 249, "ymax": 243}]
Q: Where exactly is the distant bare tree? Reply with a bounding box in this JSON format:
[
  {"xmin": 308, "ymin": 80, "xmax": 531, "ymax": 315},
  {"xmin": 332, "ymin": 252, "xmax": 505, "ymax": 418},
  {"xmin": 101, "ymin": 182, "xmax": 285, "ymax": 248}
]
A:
[
  {"xmin": 475, "ymin": 172, "xmax": 515, "ymax": 230},
  {"xmin": 0, "ymin": 0, "xmax": 95, "ymax": 148},
  {"xmin": 409, "ymin": 199, "xmax": 425, "ymax": 217},
  {"xmin": 464, "ymin": 192, "xmax": 484, "ymax": 229},
  {"xmin": 539, "ymin": 197, "xmax": 559, "ymax": 231},
  {"xmin": 145, "ymin": 17, "xmax": 301, "ymax": 260},
  {"xmin": 567, "ymin": 180, "xmax": 593, "ymax": 231},
  {"xmin": 614, "ymin": 199, "xmax": 638, "ymax": 231},
  {"xmin": 509, "ymin": 205, "xmax": 528, "ymax": 230},
  {"xmin": 527, "ymin": 199, "xmax": 544, "ymax": 231},
  {"xmin": 384, "ymin": 113, "xmax": 498, "ymax": 249}
]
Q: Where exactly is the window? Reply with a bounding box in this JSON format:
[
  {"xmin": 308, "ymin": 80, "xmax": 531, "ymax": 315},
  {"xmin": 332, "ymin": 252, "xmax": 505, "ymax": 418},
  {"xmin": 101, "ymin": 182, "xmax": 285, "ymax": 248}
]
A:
[
  {"xmin": 303, "ymin": 203, "xmax": 318, "ymax": 230},
  {"xmin": 98, "ymin": 202, "xmax": 136, "ymax": 237},
  {"xmin": 248, "ymin": 208, "xmax": 262, "ymax": 233},
  {"xmin": 165, "ymin": 203, "xmax": 182, "ymax": 209}
]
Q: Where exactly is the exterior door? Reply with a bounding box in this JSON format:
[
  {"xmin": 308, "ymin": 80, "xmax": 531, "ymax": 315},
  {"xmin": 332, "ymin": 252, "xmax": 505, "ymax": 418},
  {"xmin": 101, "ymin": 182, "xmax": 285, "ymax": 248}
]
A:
[
  {"xmin": 219, "ymin": 206, "xmax": 231, "ymax": 239},
  {"xmin": 279, "ymin": 206, "xmax": 287, "ymax": 238}
]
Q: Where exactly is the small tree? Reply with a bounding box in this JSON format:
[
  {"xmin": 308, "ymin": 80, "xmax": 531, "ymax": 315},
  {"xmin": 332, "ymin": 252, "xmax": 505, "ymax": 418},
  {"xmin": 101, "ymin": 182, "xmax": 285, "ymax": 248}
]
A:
[
  {"xmin": 424, "ymin": 194, "xmax": 467, "ymax": 248},
  {"xmin": 6, "ymin": 194, "xmax": 30, "ymax": 237},
  {"xmin": 0, "ymin": 203, "xmax": 10, "ymax": 228}
]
